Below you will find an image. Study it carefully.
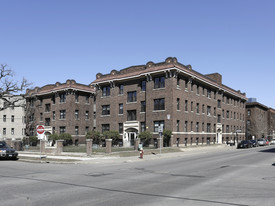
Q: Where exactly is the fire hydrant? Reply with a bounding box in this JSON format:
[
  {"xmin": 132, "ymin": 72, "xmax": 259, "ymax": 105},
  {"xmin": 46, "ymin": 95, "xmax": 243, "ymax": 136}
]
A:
[{"xmin": 139, "ymin": 148, "xmax": 144, "ymax": 159}]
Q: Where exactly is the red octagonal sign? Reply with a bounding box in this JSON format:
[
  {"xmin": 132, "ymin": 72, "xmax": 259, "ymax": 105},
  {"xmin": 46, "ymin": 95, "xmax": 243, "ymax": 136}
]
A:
[{"xmin": 37, "ymin": 125, "xmax": 45, "ymax": 134}]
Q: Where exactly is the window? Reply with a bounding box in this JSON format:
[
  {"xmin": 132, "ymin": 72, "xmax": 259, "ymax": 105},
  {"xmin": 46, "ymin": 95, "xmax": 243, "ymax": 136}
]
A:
[
  {"xmin": 184, "ymin": 121, "xmax": 188, "ymax": 132},
  {"xmin": 60, "ymin": 126, "xmax": 66, "ymax": 134},
  {"xmin": 207, "ymin": 123, "xmax": 211, "ymax": 132},
  {"xmin": 154, "ymin": 77, "xmax": 165, "ymax": 89},
  {"xmin": 40, "ymin": 113, "xmax": 43, "ymax": 121},
  {"xmin": 202, "ymin": 87, "xmax": 205, "ymax": 95},
  {"xmin": 119, "ymin": 104, "xmax": 123, "ymax": 114},
  {"xmin": 185, "ymin": 80, "xmax": 188, "ymax": 90},
  {"xmin": 30, "ymin": 99, "xmax": 34, "ymax": 107},
  {"xmin": 176, "ymin": 120, "xmax": 180, "ymax": 132},
  {"xmin": 11, "ymin": 115, "xmax": 14, "ymax": 122},
  {"xmin": 127, "ymin": 91, "xmax": 137, "ymax": 102},
  {"xmin": 154, "ymin": 121, "xmax": 164, "ymax": 132},
  {"xmin": 141, "ymin": 122, "xmax": 146, "ymax": 132},
  {"xmin": 226, "ymin": 110, "xmax": 230, "ymax": 118},
  {"xmin": 207, "ymin": 89, "xmax": 211, "ymax": 98},
  {"xmin": 196, "ymin": 103, "xmax": 199, "ymax": 113},
  {"xmin": 102, "ymin": 86, "xmax": 110, "ymax": 97},
  {"xmin": 3, "ymin": 128, "xmax": 6, "ymax": 135},
  {"xmin": 85, "ymin": 127, "xmax": 89, "ymax": 134},
  {"xmin": 52, "ymin": 95, "xmax": 56, "ymax": 104},
  {"xmin": 141, "ymin": 101, "xmax": 146, "ymax": 112},
  {"xmin": 45, "ymin": 104, "xmax": 51, "ymax": 112},
  {"xmin": 141, "ymin": 80, "xmax": 146, "ymax": 91},
  {"xmin": 191, "ymin": 101, "xmax": 193, "ymax": 112},
  {"xmin": 196, "ymin": 86, "xmax": 199, "ymax": 95},
  {"xmin": 75, "ymin": 94, "xmax": 79, "ymax": 102},
  {"xmin": 207, "ymin": 106, "xmax": 211, "ymax": 116},
  {"xmin": 3, "ymin": 115, "xmax": 6, "ymax": 122},
  {"xmin": 226, "ymin": 125, "xmax": 229, "ymax": 133},
  {"xmin": 202, "ymin": 122, "xmax": 205, "ymax": 132},
  {"xmin": 247, "ymin": 120, "xmax": 251, "ymax": 126},
  {"xmin": 60, "ymin": 93, "xmax": 66, "ymax": 103},
  {"xmin": 127, "ymin": 110, "xmax": 136, "ymax": 121},
  {"xmin": 191, "ymin": 121, "xmax": 193, "ymax": 131},
  {"xmin": 218, "ymin": 115, "xmax": 221, "ymax": 123},
  {"xmin": 102, "ymin": 105, "xmax": 110, "ymax": 115},
  {"xmin": 177, "ymin": 98, "xmax": 180, "ymax": 110},
  {"xmin": 191, "ymin": 83, "xmax": 194, "ymax": 91},
  {"xmin": 119, "ymin": 85, "xmax": 124, "ymax": 95},
  {"xmin": 85, "ymin": 111, "xmax": 89, "ymax": 120},
  {"xmin": 11, "ymin": 128, "xmax": 14, "ymax": 135},
  {"xmin": 214, "ymin": 92, "xmax": 216, "ymax": 100},
  {"xmin": 196, "ymin": 122, "xmax": 199, "ymax": 132},
  {"xmin": 52, "ymin": 127, "xmax": 55, "ymax": 134},
  {"xmin": 102, "ymin": 124, "xmax": 110, "ymax": 133},
  {"xmin": 119, "ymin": 123, "xmax": 123, "ymax": 134},
  {"xmin": 75, "ymin": 126, "xmax": 79, "ymax": 135},
  {"xmin": 75, "ymin": 110, "xmax": 79, "ymax": 119},
  {"xmin": 247, "ymin": 110, "xmax": 251, "ymax": 116},
  {"xmin": 177, "ymin": 77, "xmax": 180, "ymax": 87},
  {"xmin": 218, "ymin": 100, "xmax": 221, "ymax": 108},
  {"xmin": 53, "ymin": 111, "xmax": 56, "ymax": 120},
  {"xmin": 154, "ymin": 98, "xmax": 165, "ymax": 110},
  {"xmin": 60, "ymin": 110, "xmax": 66, "ymax": 119},
  {"xmin": 45, "ymin": 118, "xmax": 50, "ymax": 126},
  {"xmin": 86, "ymin": 96, "xmax": 90, "ymax": 104},
  {"xmin": 185, "ymin": 100, "xmax": 188, "ymax": 112},
  {"xmin": 202, "ymin": 104, "xmax": 205, "ymax": 113}
]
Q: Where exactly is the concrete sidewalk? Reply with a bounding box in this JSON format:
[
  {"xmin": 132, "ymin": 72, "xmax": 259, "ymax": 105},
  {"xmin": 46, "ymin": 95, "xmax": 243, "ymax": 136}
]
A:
[{"xmin": 18, "ymin": 144, "xmax": 236, "ymax": 164}]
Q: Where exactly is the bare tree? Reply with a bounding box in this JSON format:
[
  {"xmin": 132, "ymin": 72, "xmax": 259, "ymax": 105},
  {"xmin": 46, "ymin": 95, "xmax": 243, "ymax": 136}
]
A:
[{"xmin": 0, "ymin": 64, "xmax": 32, "ymax": 110}]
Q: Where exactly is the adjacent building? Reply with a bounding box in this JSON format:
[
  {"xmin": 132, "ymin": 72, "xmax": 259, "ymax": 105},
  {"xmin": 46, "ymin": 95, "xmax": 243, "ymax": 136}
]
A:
[
  {"xmin": 25, "ymin": 80, "xmax": 95, "ymax": 144},
  {"xmin": 91, "ymin": 57, "xmax": 247, "ymax": 147},
  {"xmin": 246, "ymin": 98, "xmax": 275, "ymax": 140},
  {"xmin": 0, "ymin": 95, "xmax": 26, "ymax": 140}
]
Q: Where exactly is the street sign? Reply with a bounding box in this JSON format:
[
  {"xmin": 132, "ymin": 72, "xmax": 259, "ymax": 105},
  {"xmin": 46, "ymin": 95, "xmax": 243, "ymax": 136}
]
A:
[
  {"xmin": 158, "ymin": 125, "xmax": 163, "ymax": 133},
  {"xmin": 36, "ymin": 125, "xmax": 45, "ymax": 135}
]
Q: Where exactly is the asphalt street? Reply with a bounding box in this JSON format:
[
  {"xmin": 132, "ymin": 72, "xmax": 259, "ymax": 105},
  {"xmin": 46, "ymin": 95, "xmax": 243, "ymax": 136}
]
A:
[{"xmin": 1, "ymin": 145, "xmax": 275, "ymax": 206}]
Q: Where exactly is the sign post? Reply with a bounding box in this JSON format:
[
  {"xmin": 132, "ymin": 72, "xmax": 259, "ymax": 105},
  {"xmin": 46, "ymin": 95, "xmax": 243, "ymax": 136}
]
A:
[
  {"xmin": 158, "ymin": 125, "xmax": 163, "ymax": 154},
  {"xmin": 36, "ymin": 125, "xmax": 45, "ymax": 158}
]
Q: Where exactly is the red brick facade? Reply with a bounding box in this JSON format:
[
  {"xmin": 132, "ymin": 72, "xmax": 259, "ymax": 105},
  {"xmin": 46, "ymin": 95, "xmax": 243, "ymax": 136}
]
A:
[
  {"xmin": 25, "ymin": 80, "xmax": 95, "ymax": 144},
  {"xmin": 92, "ymin": 57, "xmax": 247, "ymax": 146}
]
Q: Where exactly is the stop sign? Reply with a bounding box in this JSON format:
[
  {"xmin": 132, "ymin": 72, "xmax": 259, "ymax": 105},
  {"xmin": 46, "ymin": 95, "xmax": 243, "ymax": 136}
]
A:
[{"xmin": 37, "ymin": 125, "xmax": 45, "ymax": 134}]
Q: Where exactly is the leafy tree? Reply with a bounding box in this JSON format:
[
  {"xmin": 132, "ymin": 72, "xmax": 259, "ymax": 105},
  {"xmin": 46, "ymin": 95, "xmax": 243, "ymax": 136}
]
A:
[
  {"xmin": 86, "ymin": 131, "xmax": 102, "ymax": 144},
  {"xmin": 0, "ymin": 64, "xmax": 31, "ymax": 111},
  {"xmin": 138, "ymin": 130, "xmax": 152, "ymax": 147},
  {"xmin": 163, "ymin": 129, "xmax": 172, "ymax": 147},
  {"xmin": 103, "ymin": 130, "xmax": 120, "ymax": 145}
]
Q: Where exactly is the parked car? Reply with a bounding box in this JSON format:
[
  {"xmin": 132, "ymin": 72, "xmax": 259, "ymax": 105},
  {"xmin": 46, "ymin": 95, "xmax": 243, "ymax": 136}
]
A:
[
  {"xmin": 270, "ymin": 139, "xmax": 275, "ymax": 145},
  {"xmin": 257, "ymin": 138, "xmax": 266, "ymax": 146},
  {"xmin": 249, "ymin": 140, "xmax": 259, "ymax": 147},
  {"xmin": 0, "ymin": 141, "xmax": 18, "ymax": 160},
  {"xmin": 237, "ymin": 140, "xmax": 253, "ymax": 149}
]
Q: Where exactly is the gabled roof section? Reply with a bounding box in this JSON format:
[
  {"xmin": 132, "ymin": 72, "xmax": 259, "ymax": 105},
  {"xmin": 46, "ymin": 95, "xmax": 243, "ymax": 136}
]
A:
[
  {"xmin": 26, "ymin": 79, "xmax": 95, "ymax": 97},
  {"xmin": 91, "ymin": 57, "xmax": 247, "ymax": 100}
]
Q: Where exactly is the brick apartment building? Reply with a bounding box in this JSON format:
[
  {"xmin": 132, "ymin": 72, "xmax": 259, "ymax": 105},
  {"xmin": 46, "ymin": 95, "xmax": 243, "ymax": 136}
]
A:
[
  {"xmin": 246, "ymin": 99, "xmax": 275, "ymax": 140},
  {"xmin": 25, "ymin": 80, "xmax": 95, "ymax": 144},
  {"xmin": 91, "ymin": 57, "xmax": 247, "ymax": 147}
]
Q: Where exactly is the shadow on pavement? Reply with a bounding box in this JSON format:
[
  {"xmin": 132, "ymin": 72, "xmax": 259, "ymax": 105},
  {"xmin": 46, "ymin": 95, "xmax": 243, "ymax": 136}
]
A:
[{"xmin": 258, "ymin": 147, "xmax": 275, "ymax": 153}]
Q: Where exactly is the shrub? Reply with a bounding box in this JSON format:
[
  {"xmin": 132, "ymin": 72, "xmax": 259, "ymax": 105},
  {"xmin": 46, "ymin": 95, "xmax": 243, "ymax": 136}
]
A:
[
  {"xmin": 86, "ymin": 131, "xmax": 102, "ymax": 145},
  {"xmin": 29, "ymin": 136, "xmax": 38, "ymax": 146},
  {"xmin": 138, "ymin": 130, "xmax": 152, "ymax": 147},
  {"xmin": 58, "ymin": 133, "xmax": 72, "ymax": 146},
  {"xmin": 103, "ymin": 130, "xmax": 120, "ymax": 145},
  {"xmin": 163, "ymin": 129, "xmax": 172, "ymax": 147}
]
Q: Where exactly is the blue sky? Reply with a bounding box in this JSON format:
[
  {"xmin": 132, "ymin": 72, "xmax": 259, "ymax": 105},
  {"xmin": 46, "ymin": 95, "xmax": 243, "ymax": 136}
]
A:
[{"xmin": 1, "ymin": 0, "xmax": 275, "ymax": 108}]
